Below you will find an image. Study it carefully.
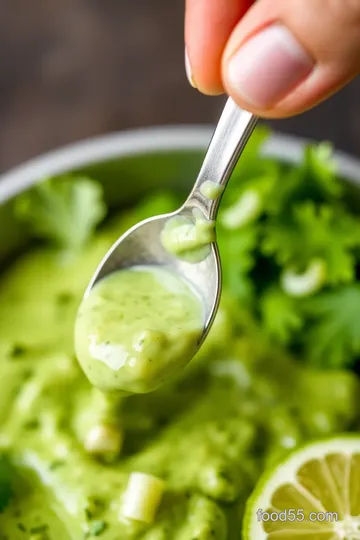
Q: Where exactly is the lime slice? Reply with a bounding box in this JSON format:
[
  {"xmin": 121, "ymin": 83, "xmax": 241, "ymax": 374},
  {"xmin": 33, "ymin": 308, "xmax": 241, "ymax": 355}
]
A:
[{"xmin": 243, "ymin": 437, "xmax": 360, "ymax": 539}]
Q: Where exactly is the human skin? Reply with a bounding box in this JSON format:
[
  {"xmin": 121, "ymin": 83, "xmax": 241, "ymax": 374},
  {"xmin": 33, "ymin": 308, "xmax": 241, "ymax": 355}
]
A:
[{"xmin": 184, "ymin": 0, "xmax": 360, "ymax": 118}]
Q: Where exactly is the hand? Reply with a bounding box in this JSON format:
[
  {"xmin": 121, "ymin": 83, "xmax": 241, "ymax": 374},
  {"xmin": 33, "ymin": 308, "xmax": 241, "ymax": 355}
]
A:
[{"xmin": 184, "ymin": 0, "xmax": 360, "ymax": 118}]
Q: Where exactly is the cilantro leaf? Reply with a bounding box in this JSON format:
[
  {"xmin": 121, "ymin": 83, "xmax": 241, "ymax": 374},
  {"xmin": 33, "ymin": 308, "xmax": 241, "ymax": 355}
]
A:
[
  {"xmin": 260, "ymin": 287, "xmax": 304, "ymax": 344},
  {"xmin": 266, "ymin": 143, "xmax": 342, "ymax": 215},
  {"xmin": 217, "ymin": 225, "xmax": 258, "ymax": 304},
  {"xmin": 0, "ymin": 454, "xmax": 13, "ymax": 512},
  {"xmin": 303, "ymin": 142, "xmax": 342, "ymax": 199},
  {"xmin": 302, "ymin": 285, "xmax": 360, "ymax": 368},
  {"xmin": 262, "ymin": 202, "xmax": 360, "ymax": 286},
  {"xmin": 15, "ymin": 176, "xmax": 107, "ymax": 252},
  {"xmin": 220, "ymin": 136, "xmax": 360, "ymax": 369}
]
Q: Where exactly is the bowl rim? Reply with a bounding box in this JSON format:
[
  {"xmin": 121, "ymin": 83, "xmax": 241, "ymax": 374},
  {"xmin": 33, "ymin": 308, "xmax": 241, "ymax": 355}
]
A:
[{"xmin": 0, "ymin": 125, "xmax": 359, "ymax": 202}]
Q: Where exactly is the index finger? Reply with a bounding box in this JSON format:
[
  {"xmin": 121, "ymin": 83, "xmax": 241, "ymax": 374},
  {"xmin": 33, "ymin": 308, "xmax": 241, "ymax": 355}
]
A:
[{"xmin": 185, "ymin": 0, "xmax": 253, "ymax": 94}]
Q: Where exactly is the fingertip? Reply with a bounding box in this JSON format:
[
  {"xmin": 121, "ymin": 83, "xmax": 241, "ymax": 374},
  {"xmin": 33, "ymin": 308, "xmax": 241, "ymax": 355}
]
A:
[
  {"xmin": 185, "ymin": 48, "xmax": 197, "ymax": 89},
  {"xmin": 222, "ymin": 52, "xmax": 352, "ymax": 119},
  {"xmin": 185, "ymin": 46, "xmax": 224, "ymax": 94},
  {"xmin": 219, "ymin": 0, "xmax": 360, "ymax": 118},
  {"xmin": 185, "ymin": 0, "xmax": 251, "ymax": 95}
]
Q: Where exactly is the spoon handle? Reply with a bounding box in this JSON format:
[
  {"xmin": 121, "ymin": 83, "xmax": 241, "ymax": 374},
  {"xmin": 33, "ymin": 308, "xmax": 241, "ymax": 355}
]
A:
[{"xmin": 184, "ymin": 98, "xmax": 258, "ymax": 221}]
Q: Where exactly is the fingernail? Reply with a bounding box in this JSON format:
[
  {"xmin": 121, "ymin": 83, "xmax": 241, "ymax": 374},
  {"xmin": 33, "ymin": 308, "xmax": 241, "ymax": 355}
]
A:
[
  {"xmin": 227, "ymin": 24, "xmax": 314, "ymax": 108},
  {"xmin": 185, "ymin": 47, "xmax": 196, "ymax": 88}
]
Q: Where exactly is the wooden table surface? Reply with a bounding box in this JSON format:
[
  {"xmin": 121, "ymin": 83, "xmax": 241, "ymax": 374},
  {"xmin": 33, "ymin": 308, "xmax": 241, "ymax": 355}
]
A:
[{"xmin": 1, "ymin": 0, "xmax": 359, "ymax": 173}]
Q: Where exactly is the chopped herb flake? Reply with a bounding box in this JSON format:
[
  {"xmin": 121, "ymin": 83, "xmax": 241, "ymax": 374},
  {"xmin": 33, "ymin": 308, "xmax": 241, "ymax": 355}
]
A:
[
  {"xmin": 9, "ymin": 344, "xmax": 27, "ymax": 359},
  {"xmin": 23, "ymin": 419, "xmax": 40, "ymax": 431},
  {"xmin": 56, "ymin": 292, "xmax": 73, "ymax": 305},
  {"xmin": 29, "ymin": 525, "xmax": 49, "ymax": 534},
  {"xmin": 84, "ymin": 507, "xmax": 93, "ymax": 520},
  {"xmin": 49, "ymin": 459, "xmax": 65, "ymax": 471}
]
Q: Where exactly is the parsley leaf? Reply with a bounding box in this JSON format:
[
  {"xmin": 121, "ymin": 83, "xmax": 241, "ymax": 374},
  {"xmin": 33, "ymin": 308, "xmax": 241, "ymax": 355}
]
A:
[
  {"xmin": 15, "ymin": 176, "xmax": 106, "ymax": 252},
  {"xmin": 302, "ymin": 285, "xmax": 360, "ymax": 368}
]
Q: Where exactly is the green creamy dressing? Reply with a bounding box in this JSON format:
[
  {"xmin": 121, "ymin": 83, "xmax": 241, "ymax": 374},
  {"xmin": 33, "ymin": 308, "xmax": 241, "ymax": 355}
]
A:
[
  {"xmin": 75, "ymin": 266, "xmax": 204, "ymax": 394},
  {"xmin": 199, "ymin": 181, "xmax": 224, "ymax": 201},
  {"xmin": 160, "ymin": 214, "xmax": 216, "ymax": 262},
  {"xmin": 0, "ymin": 211, "xmax": 359, "ymax": 539}
]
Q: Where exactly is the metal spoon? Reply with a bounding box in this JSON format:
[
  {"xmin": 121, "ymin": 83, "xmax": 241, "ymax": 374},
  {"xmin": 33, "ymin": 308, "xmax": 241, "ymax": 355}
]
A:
[{"xmin": 85, "ymin": 98, "xmax": 257, "ymax": 349}]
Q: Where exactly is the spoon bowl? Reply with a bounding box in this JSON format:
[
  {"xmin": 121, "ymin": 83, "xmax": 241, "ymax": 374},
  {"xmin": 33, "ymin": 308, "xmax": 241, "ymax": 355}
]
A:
[
  {"xmin": 85, "ymin": 207, "xmax": 221, "ymax": 347},
  {"xmin": 85, "ymin": 98, "xmax": 258, "ymax": 356}
]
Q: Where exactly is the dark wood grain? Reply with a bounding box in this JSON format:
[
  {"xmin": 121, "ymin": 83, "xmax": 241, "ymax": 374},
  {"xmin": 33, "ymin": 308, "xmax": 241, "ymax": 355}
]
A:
[{"xmin": 0, "ymin": 0, "xmax": 359, "ymax": 173}]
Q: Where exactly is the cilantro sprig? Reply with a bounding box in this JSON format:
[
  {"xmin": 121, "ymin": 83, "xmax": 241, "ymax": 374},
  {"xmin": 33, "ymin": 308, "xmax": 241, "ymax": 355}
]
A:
[
  {"xmin": 302, "ymin": 285, "xmax": 360, "ymax": 368},
  {"xmin": 217, "ymin": 128, "xmax": 360, "ymax": 369},
  {"xmin": 15, "ymin": 175, "xmax": 106, "ymax": 253},
  {"xmin": 262, "ymin": 202, "xmax": 360, "ymax": 285}
]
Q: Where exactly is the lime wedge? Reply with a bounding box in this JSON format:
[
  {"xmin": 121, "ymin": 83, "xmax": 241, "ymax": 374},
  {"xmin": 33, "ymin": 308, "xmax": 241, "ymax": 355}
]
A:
[{"xmin": 243, "ymin": 437, "xmax": 360, "ymax": 539}]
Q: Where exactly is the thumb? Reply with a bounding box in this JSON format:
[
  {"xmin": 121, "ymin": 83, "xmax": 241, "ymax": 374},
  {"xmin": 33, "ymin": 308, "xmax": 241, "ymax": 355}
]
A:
[{"xmin": 221, "ymin": 0, "xmax": 360, "ymax": 118}]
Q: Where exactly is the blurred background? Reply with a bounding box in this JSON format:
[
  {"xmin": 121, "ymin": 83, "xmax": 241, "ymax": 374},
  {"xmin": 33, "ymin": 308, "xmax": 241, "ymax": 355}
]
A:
[{"xmin": 1, "ymin": 0, "xmax": 360, "ymax": 174}]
